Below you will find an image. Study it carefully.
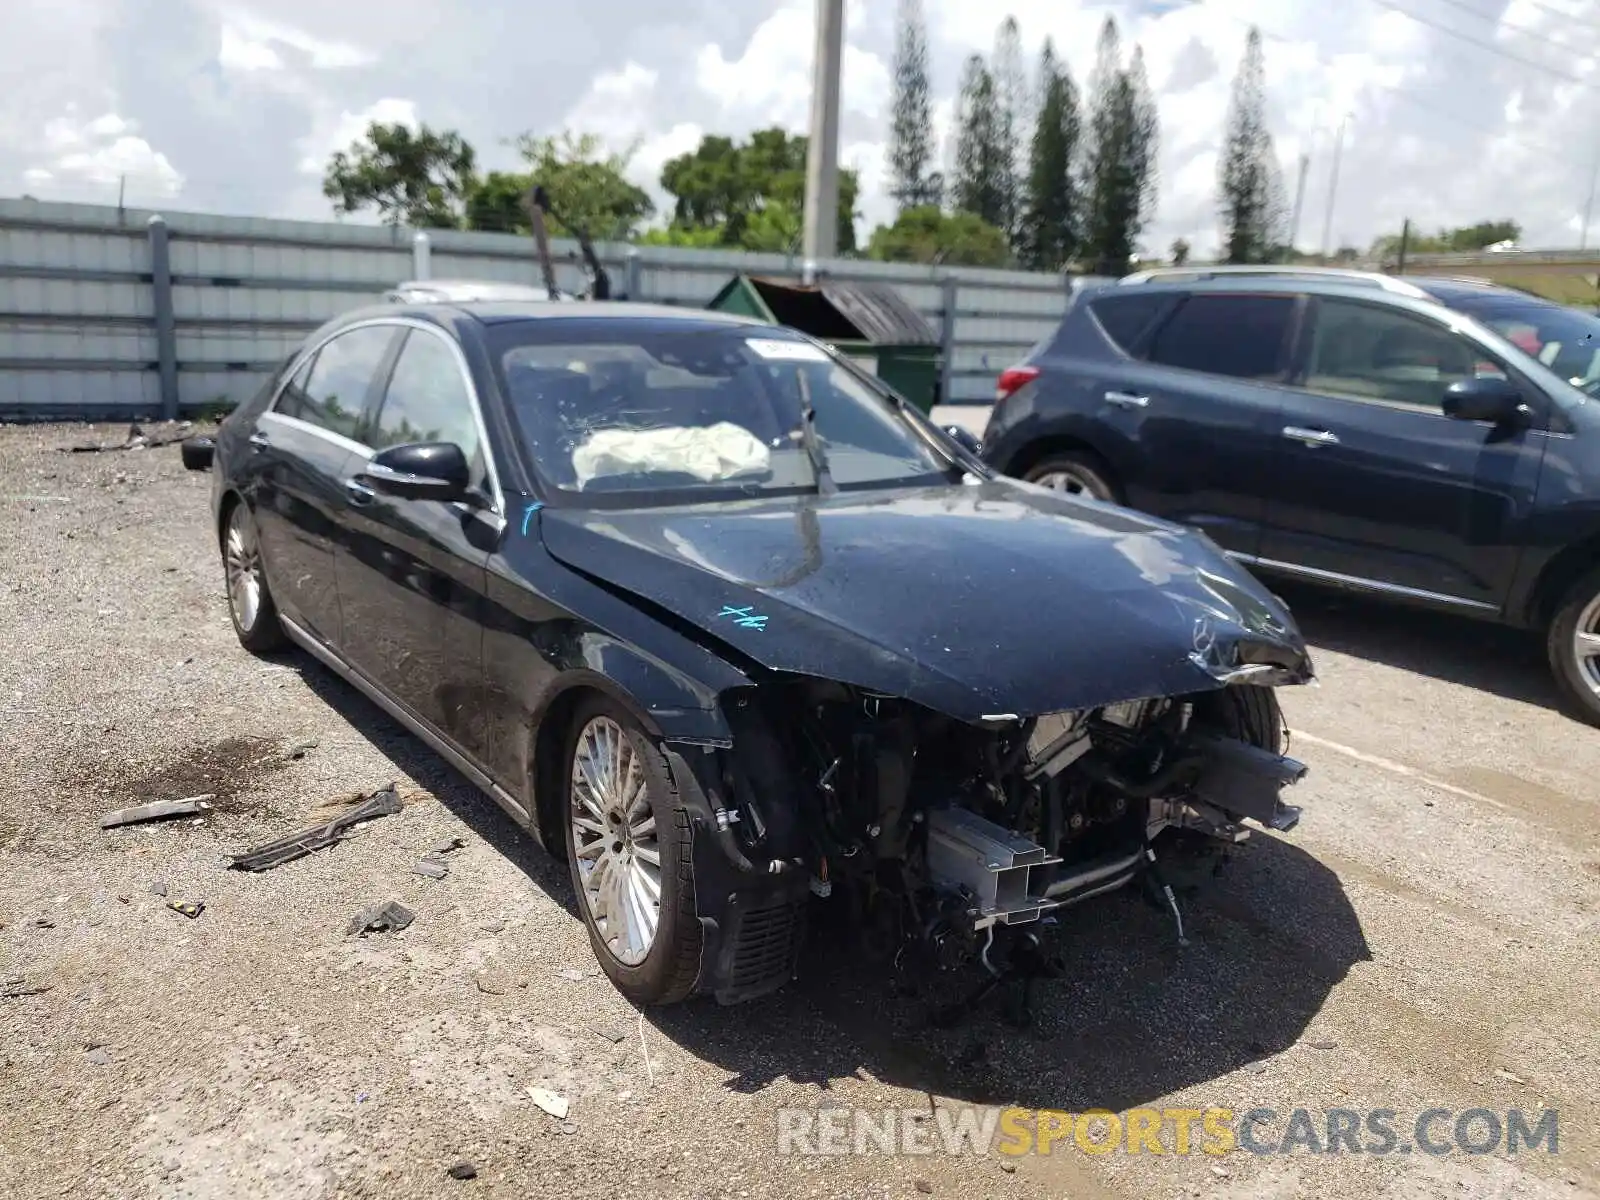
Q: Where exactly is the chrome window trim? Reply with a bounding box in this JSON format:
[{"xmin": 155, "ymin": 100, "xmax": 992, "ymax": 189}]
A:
[{"xmin": 265, "ymin": 316, "xmax": 506, "ymax": 520}]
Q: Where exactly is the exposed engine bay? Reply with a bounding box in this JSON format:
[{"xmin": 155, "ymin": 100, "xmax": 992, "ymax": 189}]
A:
[{"xmin": 705, "ymin": 678, "xmax": 1307, "ymax": 1016}]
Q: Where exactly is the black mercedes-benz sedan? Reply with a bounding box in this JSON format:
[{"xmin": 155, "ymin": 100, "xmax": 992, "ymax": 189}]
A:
[{"xmin": 198, "ymin": 297, "xmax": 1316, "ymax": 1008}]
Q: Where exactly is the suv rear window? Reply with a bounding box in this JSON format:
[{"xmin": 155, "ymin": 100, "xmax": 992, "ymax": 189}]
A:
[
  {"xmin": 1088, "ymin": 292, "xmax": 1170, "ymax": 354},
  {"xmin": 1147, "ymin": 293, "xmax": 1296, "ymax": 380}
]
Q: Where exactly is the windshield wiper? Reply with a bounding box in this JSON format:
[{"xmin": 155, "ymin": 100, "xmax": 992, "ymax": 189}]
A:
[{"xmin": 793, "ymin": 367, "xmax": 837, "ymax": 496}]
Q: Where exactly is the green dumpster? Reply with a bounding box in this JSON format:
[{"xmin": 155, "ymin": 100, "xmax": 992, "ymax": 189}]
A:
[{"xmin": 706, "ymin": 274, "xmax": 942, "ymax": 414}]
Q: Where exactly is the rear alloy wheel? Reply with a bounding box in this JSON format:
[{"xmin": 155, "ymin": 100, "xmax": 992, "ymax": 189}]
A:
[
  {"xmin": 1022, "ymin": 451, "xmax": 1120, "ymax": 503},
  {"xmin": 563, "ymin": 699, "xmax": 701, "ymax": 1005},
  {"xmin": 223, "ymin": 501, "xmax": 287, "ymax": 654},
  {"xmin": 1546, "ymin": 566, "xmax": 1600, "ymax": 727}
]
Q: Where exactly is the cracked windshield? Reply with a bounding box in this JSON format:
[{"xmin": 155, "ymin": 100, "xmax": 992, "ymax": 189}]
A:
[{"xmin": 493, "ymin": 324, "xmax": 955, "ymax": 496}]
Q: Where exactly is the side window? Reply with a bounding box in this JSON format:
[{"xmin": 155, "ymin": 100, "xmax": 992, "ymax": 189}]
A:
[
  {"xmin": 272, "ymin": 353, "xmax": 320, "ymax": 420},
  {"xmin": 1147, "ymin": 294, "xmax": 1296, "ymax": 380},
  {"xmin": 1088, "ymin": 292, "xmax": 1172, "ymax": 355},
  {"xmin": 1303, "ymin": 298, "xmax": 1481, "ymax": 409},
  {"xmin": 370, "ymin": 330, "xmax": 483, "ymax": 465},
  {"xmin": 276, "ymin": 327, "xmax": 396, "ymax": 441}
]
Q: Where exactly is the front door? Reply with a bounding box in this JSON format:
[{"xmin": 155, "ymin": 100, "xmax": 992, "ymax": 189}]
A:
[
  {"xmin": 251, "ymin": 324, "xmax": 400, "ymax": 645},
  {"xmin": 335, "ymin": 325, "xmax": 500, "ymax": 749},
  {"xmin": 1256, "ymin": 294, "xmax": 1549, "ymax": 611}
]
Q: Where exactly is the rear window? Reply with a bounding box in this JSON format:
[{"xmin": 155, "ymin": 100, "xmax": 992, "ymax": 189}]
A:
[
  {"xmin": 1147, "ymin": 293, "xmax": 1296, "ymax": 380},
  {"xmin": 1088, "ymin": 292, "xmax": 1171, "ymax": 354}
]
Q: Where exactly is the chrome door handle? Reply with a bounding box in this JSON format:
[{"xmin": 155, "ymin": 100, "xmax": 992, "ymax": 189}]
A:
[
  {"xmin": 247, "ymin": 431, "xmax": 270, "ymax": 449},
  {"xmin": 1105, "ymin": 391, "xmax": 1149, "ymax": 408},
  {"xmin": 1282, "ymin": 426, "xmax": 1340, "ymax": 447},
  {"xmin": 344, "ymin": 477, "xmax": 376, "ymax": 505}
]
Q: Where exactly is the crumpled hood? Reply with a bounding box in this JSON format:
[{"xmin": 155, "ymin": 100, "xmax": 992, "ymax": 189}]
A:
[{"xmin": 538, "ymin": 480, "xmax": 1313, "ymax": 722}]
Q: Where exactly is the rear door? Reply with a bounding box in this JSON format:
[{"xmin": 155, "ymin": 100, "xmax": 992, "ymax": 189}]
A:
[
  {"xmin": 1088, "ymin": 290, "xmax": 1303, "ymax": 556},
  {"xmin": 1255, "ymin": 293, "xmax": 1549, "ymax": 610},
  {"xmin": 252, "ymin": 324, "xmax": 401, "ymax": 646},
  {"xmin": 334, "ymin": 324, "xmax": 502, "ymax": 750}
]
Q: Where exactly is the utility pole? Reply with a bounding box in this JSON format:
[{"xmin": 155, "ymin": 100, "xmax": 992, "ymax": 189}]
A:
[
  {"xmin": 1396, "ymin": 218, "xmax": 1412, "ymax": 274},
  {"xmin": 1582, "ymin": 150, "xmax": 1600, "ymax": 252},
  {"xmin": 1287, "ymin": 152, "xmax": 1310, "ymax": 256},
  {"xmin": 801, "ymin": 0, "xmax": 845, "ymax": 274},
  {"xmin": 1320, "ymin": 116, "xmax": 1347, "ymax": 261}
]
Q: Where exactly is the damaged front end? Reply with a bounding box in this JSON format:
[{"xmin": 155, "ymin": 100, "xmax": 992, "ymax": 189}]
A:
[{"xmin": 668, "ymin": 679, "xmax": 1308, "ymax": 1008}]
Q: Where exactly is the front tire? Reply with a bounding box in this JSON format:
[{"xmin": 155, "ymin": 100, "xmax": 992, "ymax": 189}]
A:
[
  {"xmin": 1546, "ymin": 566, "xmax": 1600, "ymax": 728},
  {"xmin": 222, "ymin": 500, "xmax": 287, "ymax": 654},
  {"xmin": 562, "ymin": 698, "xmax": 702, "ymax": 1005}
]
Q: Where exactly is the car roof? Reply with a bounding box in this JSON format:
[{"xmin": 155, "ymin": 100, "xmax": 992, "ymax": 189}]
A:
[{"xmin": 330, "ymin": 299, "xmax": 771, "ymax": 329}]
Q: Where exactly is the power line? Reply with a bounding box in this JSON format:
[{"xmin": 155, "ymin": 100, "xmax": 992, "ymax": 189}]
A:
[
  {"xmin": 1497, "ymin": 0, "xmax": 1600, "ymax": 38},
  {"xmin": 1362, "ymin": 0, "xmax": 1589, "ymax": 85},
  {"xmin": 1424, "ymin": 0, "xmax": 1600, "ymax": 56}
]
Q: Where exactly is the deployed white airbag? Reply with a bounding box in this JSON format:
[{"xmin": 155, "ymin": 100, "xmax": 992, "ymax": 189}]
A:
[{"xmin": 571, "ymin": 422, "xmax": 771, "ymax": 488}]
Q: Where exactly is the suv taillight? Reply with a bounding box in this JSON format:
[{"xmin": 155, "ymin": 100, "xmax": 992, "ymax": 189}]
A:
[{"xmin": 996, "ymin": 365, "xmax": 1041, "ymax": 402}]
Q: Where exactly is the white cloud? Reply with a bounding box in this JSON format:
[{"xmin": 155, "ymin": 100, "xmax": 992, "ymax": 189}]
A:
[{"xmin": 3, "ymin": 0, "xmax": 1600, "ymax": 256}]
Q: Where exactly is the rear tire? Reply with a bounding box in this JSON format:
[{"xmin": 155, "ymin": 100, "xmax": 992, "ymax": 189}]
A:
[
  {"xmin": 1546, "ymin": 565, "xmax": 1600, "ymax": 728},
  {"xmin": 222, "ymin": 500, "xmax": 288, "ymax": 654},
  {"xmin": 1021, "ymin": 450, "xmax": 1121, "ymax": 503},
  {"xmin": 562, "ymin": 697, "xmax": 702, "ymax": 1006}
]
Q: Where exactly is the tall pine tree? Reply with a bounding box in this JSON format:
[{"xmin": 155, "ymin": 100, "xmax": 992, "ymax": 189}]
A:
[
  {"xmin": 888, "ymin": 0, "xmax": 941, "ymax": 211},
  {"xmin": 951, "ymin": 54, "xmax": 1010, "ymax": 232},
  {"xmin": 1078, "ymin": 18, "xmax": 1160, "ymax": 275},
  {"xmin": 991, "ymin": 16, "xmax": 1028, "ymax": 243},
  {"xmin": 1018, "ymin": 39, "xmax": 1080, "ymax": 271},
  {"xmin": 1217, "ymin": 28, "xmax": 1283, "ymax": 263}
]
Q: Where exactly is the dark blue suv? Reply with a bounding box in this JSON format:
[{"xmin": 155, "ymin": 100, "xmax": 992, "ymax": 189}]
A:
[{"xmin": 979, "ymin": 267, "xmax": 1600, "ymax": 725}]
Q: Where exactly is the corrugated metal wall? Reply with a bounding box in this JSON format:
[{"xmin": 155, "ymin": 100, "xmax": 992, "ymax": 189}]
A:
[{"xmin": 0, "ymin": 197, "xmax": 1071, "ymax": 419}]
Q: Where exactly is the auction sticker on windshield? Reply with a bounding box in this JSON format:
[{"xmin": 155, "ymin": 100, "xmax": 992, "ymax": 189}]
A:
[{"xmin": 746, "ymin": 338, "xmax": 830, "ymax": 362}]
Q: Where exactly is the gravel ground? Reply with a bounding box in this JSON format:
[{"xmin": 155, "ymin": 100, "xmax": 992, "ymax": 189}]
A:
[{"xmin": 1, "ymin": 420, "xmax": 1597, "ymax": 1200}]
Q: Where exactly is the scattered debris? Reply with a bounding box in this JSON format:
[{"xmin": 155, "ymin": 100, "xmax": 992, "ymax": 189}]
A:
[
  {"xmin": 557, "ymin": 968, "xmax": 585, "ymax": 982},
  {"xmin": 347, "ymin": 901, "xmax": 415, "ymax": 937},
  {"xmin": 445, "ymin": 1161, "xmax": 477, "ymax": 1181},
  {"xmin": 999, "ymin": 1162, "xmax": 1016, "ymax": 1174},
  {"xmin": 1211, "ymin": 1164, "xmax": 1231, "ymax": 1179},
  {"xmin": 559, "ymin": 1121, "xmax": 578, "ymax": 1136},
  {"xmin": 117, "ymin": 895, "xmax": 130, "ymax": 905},
  {"xmin": 475, "ymin": 970, "xmax": 511, "ymax": 996},
  {"xmin": 434, "ymin": 837, "xmax": 467, "ymax": 855},
  {"xmin": 287, "ymin": 740, "xmax": 318, "ymax": 761},
  {"xmin": 412, "ymin": 856, "xmax": 449, "ymax": 880},
  {"xmin": 638, "ymin": 1012, "xmax": 655, "ymax": 1087},
  {"xmin": 593, "ymin": 1026, "xmax": 627, "ymax": 1045},
  {"xmin": 527, "ymin": 1087, "xmax": 570, "ymax": 1120},
  {"xmin": 148, "ymin": 881, "xmax": 168, "ymax": 898},
  {"xmin": 167, "ymin": 900, "xmax": 205, "ymax": 920},
  {"xmin": 229, "ymin": 784, "xmax": 403, "ymax": 872},
  {"xmin": 1, "ymin": 976, "xmax": 51, "ymax": 1000},
  {"xmin": 65, "ymin": 422, "xmax": 192, "ymax": 454},
  {"xmin": 479, "ymin": 919, "xmax": 506, "ymax": 934},
  {"xmin": 100, "ymin": 795, "xmax": 215, "ymax": 829},
  {"xmin": 86, "ymin": 1046, "xmax": 112, "ymax": 1066},
  {"xmin": 1306, "ymin": 1039, "xmax": 1337, "ymax": 1051},
  {"xmin": 33, "ymin": 917, "xmax": 54, "ymax": 929},
  {"xmin": 914, "ymin": 1181, "xmax": 933, "ymax": 1194},
  {"xmin": 1495, "ymin": 1067, "xmax": 1528, "ymax": 1084}
]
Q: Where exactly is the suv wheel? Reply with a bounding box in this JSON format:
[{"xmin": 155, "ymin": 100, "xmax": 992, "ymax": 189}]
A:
[
  {"xmin": 1547, "ymin": 565, "xmax": 1600, "ymax": 727},
  {"xmin": 1022, "ymin": 451, "xmax": 1121, "ymax": 503}
]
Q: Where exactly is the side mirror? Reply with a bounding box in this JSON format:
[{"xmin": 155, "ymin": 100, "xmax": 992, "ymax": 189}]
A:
[
  {"xmin": 1442, "ymin": 377, "xmax": 1526, "ymax": 423},
  {"xmin": 360, "ymin": 442, "xmax": 470, "ymax": 501},
  {"xmin": 943, "ymin": 425, "xmax": 983, "ymax": 456}
]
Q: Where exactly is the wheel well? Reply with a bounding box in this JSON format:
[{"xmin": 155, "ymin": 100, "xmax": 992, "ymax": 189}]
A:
[
  {"xmin": 216, "ymin": 489, "xmax": 242, "ymax": 546},
  {"xmin": 1527, "ymin": 535, "xmax": 1600, "ymax": 627},
  {"xmin": 1005, "ymin": 435, "xmax": 1114, "ymax": 481},
  {"xmin": 531, "ymin": 687, "xmax": 591, "ymax": 859}
]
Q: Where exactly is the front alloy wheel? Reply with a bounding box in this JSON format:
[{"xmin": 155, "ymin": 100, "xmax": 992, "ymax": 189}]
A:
[
  {"xmin": 1548, "ymin": 566, "xmax": 1600, "ymax": 727},
  {"xmin": 561, "ymin": 699, "xmax": 702, "ymax": 1004}
]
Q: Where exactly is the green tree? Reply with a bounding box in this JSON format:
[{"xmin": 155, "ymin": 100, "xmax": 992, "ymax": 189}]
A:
[
  {"xmin": 323, "ymin": 122, "xmax": 477, "ymax": 227},
  {"xmin": 865, "ymin": 205, "xmax": 1012, "ymax": 266},
  {"xmin": 951, "ymin": 56, "xmax": 1009, "ymax": 230},
  {"xmin": 888, "ymin": 0, "xmax": 942, "ymax": 211},
  {"xmin": 463, "ymin": 133, "xmax": 655, "ymax": 239},
  {"xmin": 1372, "ymin": 218, "xmax": 1522, "ymax": 256},
  {"xmin": 658, "ymin": 128, "xmax": 858, "ymax": 253},
  {"xmin": 1217, "ymin": 29, "xmax": 1285, "ymax": 264},
  {"xmin": 1017, "ymin": 39, "xmax": 1080, "ymax": 271},
  {"xmin": 1078, "ymin": 19, "xmax": 1159, "ymax": 275},
  {"xmin": 991, "ymin": 16, "xmax": 1028, "ymax": 242}
]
